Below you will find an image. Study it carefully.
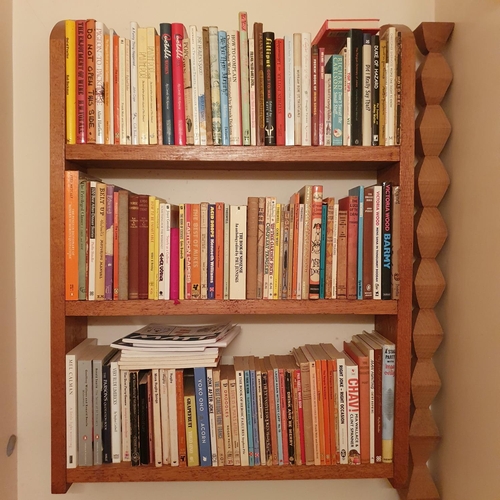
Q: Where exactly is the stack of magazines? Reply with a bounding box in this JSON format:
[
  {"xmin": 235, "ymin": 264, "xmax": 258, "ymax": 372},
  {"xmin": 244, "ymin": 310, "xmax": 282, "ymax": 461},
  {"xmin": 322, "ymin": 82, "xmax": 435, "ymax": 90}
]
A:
[{"xmin": 111, "ymin": 322, "xmax": 240, "ymax": 369}]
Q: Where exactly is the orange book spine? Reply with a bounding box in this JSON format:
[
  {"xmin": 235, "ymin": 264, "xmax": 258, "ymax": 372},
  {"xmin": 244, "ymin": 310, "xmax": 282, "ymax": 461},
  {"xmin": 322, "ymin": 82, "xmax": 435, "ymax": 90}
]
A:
[
  {"xmin": 175, "ymin": 369, "xmax": 187, "ymax": 466},
  {"xmin": 339, "ymin": 195, "xmax": 358, "ymax": 300},
  {"xmin": 190, "ymin": 203, "xmax": 201, "ymax": 299},
  {"xmin": 215, "ymin": 202, "xmax": 224, "ymax": 299},
  {"xmin": 113, "ymin": 33, "xmax": 120, "ymax": 144},
  {"xmin": 65, "ymin": 171, "xmax": 79, "ymax": 300},
  {"xmin": 113, "ymin": 190, "xmax": 119, "ymax": 299},
  {"xmin": 184, "ymin": 203, "xmax": 192, "ymax": 299}
]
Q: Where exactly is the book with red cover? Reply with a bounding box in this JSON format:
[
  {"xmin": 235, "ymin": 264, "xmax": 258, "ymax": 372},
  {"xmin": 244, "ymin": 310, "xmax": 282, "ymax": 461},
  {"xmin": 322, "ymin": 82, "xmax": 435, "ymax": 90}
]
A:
[
  {"xmin": 344, "ymin": 341, "xmax": 370, "ymax": 464},
  {"xmin": 312, "ymin": 19, "xmax": 379, "ymax": 55},
  {"xmin": 138, "ymin": 194, "xmax": 149, "ymax": 299},
  {"xmin": 274, "ymin": 38, "xmax": 285, "ymax": 146},
  {"xmin": 128, "ymin": 193, "xmax": 140, "ymax": 299},
  {"xmin": 172, "ymin": 23, "xmax": 187, "ymax": 145},
  {"xmin": 338, "ymin": 195, "xmax": 358, "ymax": 300}
]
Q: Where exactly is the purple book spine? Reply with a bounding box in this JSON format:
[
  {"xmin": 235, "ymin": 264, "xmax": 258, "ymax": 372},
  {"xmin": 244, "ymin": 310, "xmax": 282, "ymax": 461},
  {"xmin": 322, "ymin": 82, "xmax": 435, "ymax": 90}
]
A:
[
  {"xmin": 105, "ymin": 184, "xmax": 114, "ymax": 300},
  {"xmin": 170, "ymin": 227, "xmax": 180, "ymax": 300}
]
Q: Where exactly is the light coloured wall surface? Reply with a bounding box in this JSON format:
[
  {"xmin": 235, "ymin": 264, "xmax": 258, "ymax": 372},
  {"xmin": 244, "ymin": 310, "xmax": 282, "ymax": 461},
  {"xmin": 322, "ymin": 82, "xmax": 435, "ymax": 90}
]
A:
[
  {"xmin": 13, "ymin": 1, "xmax": 433, "ymax": 499},
  {"xmin": 434, "ymin": 0, "xmax": 500, "ymax": 499},
  {"xmin": 0, "ymin": 0, "xmax": 17, "ymax": 498}
]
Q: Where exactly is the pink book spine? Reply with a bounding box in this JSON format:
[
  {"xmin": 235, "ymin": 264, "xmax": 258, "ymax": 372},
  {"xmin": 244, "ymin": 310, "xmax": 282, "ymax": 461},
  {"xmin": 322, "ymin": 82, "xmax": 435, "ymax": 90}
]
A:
[
  {"xmin": 105, "ymin": 184, "xmax": 114, "ymax": 300},
  {"xmin": 172, "ymin": 23, "xmax": 186, "ymax": 145},
  {"xmin": 170, "ymin": 227, "xmax": 180, "ymax": 300}
]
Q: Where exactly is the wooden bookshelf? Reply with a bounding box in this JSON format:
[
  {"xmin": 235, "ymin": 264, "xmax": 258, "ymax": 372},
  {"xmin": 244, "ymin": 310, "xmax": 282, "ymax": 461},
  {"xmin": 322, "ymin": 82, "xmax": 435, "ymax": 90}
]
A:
[{"xmin": 50, "ymin": 21, "xmax": 415, "ymax": 494}]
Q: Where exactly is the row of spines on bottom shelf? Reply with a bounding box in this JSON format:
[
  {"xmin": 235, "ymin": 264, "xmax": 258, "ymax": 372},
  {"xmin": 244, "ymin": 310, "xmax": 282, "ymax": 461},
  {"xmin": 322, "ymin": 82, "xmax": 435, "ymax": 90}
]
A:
[
  {"xmin": 66, "ymin": 332, "xmax": 395, "ymax": 468},
  {"xmin": 64, "ymin": 15, "xmax": 399, "ymax": 147},
  {"xmin": 65, "ymin": 172, "xmax": 401, "ymax": 302}
]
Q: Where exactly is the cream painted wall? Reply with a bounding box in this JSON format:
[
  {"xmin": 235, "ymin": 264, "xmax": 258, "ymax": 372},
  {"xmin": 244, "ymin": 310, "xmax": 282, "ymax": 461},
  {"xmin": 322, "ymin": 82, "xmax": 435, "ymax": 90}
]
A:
[
  {"xmin": 433, "ymin": 1, "xmax": 500, "ymax": 499},
  {"xmin": 13, "ymin": 1, "xmax": 434, "ymax": 498},
  {"xmin": 0, "ymin": 0, "xmax": 17, "ymax": 498}
]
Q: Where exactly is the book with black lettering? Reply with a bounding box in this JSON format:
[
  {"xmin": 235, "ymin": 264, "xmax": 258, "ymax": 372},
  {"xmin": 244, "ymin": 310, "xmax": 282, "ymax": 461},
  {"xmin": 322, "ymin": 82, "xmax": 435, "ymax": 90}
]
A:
[
  {"xmin": 349, "ymin": 29, "xmax": 363, "ymax": 146},
  {"xmin": 381, "ymin": 181, "xmax": 392, "ymax": 300},
  {"xmin": 159, "ymin": 23, "xmax": 174, "ymax": 144},
  {"xmin": 263, "ymin": 32, "xmax": 276, "ymax": 145},
  {"xmin": 129, "ymin": 370, "xmax": 141, "ymax": 466},
  {"xmin": 194, "ymin": 366, "xmax": 212, "ymax": 466}
]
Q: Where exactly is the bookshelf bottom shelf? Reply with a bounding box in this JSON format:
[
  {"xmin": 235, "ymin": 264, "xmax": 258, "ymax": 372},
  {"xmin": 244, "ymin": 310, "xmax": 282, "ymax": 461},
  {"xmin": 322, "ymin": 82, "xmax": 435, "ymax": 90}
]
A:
[{"xmin": 67, "ymin": 463, "xmax": 393, "ymax": 482}]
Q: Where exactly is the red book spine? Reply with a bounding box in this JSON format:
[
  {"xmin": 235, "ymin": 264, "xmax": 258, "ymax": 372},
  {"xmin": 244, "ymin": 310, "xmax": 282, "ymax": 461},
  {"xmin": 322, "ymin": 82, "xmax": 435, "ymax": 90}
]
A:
[
  {"xmin": 128, "ymin": 194, "xmax": 139, "ymax": 299},
  {"xmin": 172, "ymin": 23, "xmax": 186, "ymax": 145},
  {"xmin": 138, "ymin": 194, "xmax": 149, "ymax": 299},
  {"xmin": 274, "ymin": 38, "xmax": 285, "ymax": 146},
  {"xmin": 318, "ymin": 47, "xmax": 325, "ymax": 145},
  {"xmin": 170, "ymin": 227, "xmax": 180, "ymax": 300},
  {"xmin": 76, "ymin": 20, "xmax": 87, "ymax": 143}
]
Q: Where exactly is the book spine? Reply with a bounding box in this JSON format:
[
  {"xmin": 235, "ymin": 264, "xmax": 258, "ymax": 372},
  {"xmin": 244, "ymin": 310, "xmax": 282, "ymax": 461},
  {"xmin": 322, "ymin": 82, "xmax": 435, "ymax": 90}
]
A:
[
  {"xmin": 246, "ymin": 197, "xmax": 259, "ymax": 299},
  {"xmin": 278, "ymin": 366, "xmax": 288, "ymax": 464},
  {"xmin": 164, "ymin": 369, "xmax": 178, "ymax": 466},
  {"xmin": 296, "ymin": 204, "xmax": 305, "ymax": 299},
  {"xmin": 275, "ymin": 38, "xmax": 285, "ymax": 146},
  {"xmin": 318, "ymin": 47, "xmax": 325, "ymax": 146},
  {"xmin": 385, "ymin": 27, "xmax": 396, "ymax": 145},
  {"xmin": 350, "ymin": 29, "xmax": 363, "ymax": 146},
  {"xmin": 182, "ymin": 35, "xmax": 194, "ymax": 145},
  {"xmin": 137, "ymin": 194, "xmax": 149, "ymax": 300},
  {"xmin": 229, "ymin": 205, "xmax": 247, "ymax": 299},
  {"xmin": 380, "ymin": 341, "xmax": 395, "ymax": 463},
  {"xmin": 159, "ymin": 369, "xmax": 170, "ymax": 465},
  {"xmin": 273, "ymin": 203, "xmax": 281, "ymax": 300},
  {"xmin": 284, "ymin": 34, "xmax": 294, "ymax": 145},
  {"xmin": 95, "ymin": 183, "xmax": 106, "ymax": 300},
  {"xmin": 194, "ymin": 367, "xmax": 212, "ymax": 465},
  {"xmin": 344, "ymin": 41, "xmax": 351, "ymax": 145},
  {"xmin": 159, "ymin": 23, "xmax": 174, "ymax": 145},
  {"xmin": 235, "ymin": 365, "xmax": 248, "ymax": 465},
  {"xmin": 256, "ymin": 197, "xmax": 265, "ymax": 299},
  {"xmin": 309, "ymin": 185, "xmax": 323, "ymax": 299},
  {"xmin": 227, "ymin": 30, "xmax": 242, "ymax": 145},
  {"xmin": 184, "ymin": 203, "xmax": 192, "ymax": 299},
  {"xmin": 129, "ymin": 22, "xmax": 139, "ymax": 145},
  {"xmin": 218, "ymin": 31, "xmax": 230, "ymax": 146},
  {"xmin": 273, "ymin": 367, "xmax": 284, "ymax": 465},
  {"xmin": 170, "ymin": 227, "xmax": 180, "ymax": 301},
  {"xmin": 239, "ymin": 13, "xmax": 251, "ymax": 146},
  {"xmin": 215, "ymin": 202, "xmax": 224, "ymax": 299},
  {"xmin": 188, "ymin": 26, "xmax": 200, "ymax": 145},
  {"xmin": 105, "ymin": 185, "xmax": 114, "ymax": 300},
  {"xmin": 178, "ymin": 204, "xmax": 185, "ymax": 299},
  {"xmin": 349, "ymin": 186, "xmax": 364, "ymax": 299},
  {"xmin": 324, "ymin": 198, "xmax": 334, "ymax": 299},
  {"xmin": 249, "ymin": 37, "xmax": 257, "ymax": 145},
  {"xmin": 381, "ymin": 182, "xmax": 392, "ymax": 300},
  {"xmin": 200, "ymin": 202, "xmax": 208, "ymax": 299},
  {"xmin": 94, "ymin": 22, "xmax": 107, "ymax": 144},
  {"xmin": 293, "ymin": 33, "xmax": 302, "ymax": 145},
  {"xmin": 260, "ymin": 369, "xmax": 272, "ymax": 465},
  {"xmin": 362, "ymin": 33, "xmax": 372, "ymax": 146},
  {"xmin": 373, "ymin": 186, "xmax": 382, "ymax": 299},
  {"xmin": 345, "ymin": 362, "xmax": 361, "ymax": 464},
  {"xmin": 208, "ymin": 26, "xmax": 222, "ymax": 146},
  {"xmin": 111, "ymin": 33, "xmax": 119, "ymax": 143},
  {"xmin": 319, "ymin": 203, "xmax": 327, "ymax": 299},
  {"xmin": 300, "ymin": 32, "xmax": 311, "ymax": 146},
  {"xmin": 206, "ymin": 368, "xmax": 218, "ymax": 466},
  {"xmin": 184, "ymin": 379, "xmax": 199, "ymax": 466},
  {"xmin": 127, "ymin": 194, "xmax": 139, "ymax": 299},
  {"xmin": 202, "ymin": 27, "xmax": 212, "ymax": 145},
  {"xmin": 119, "ymin": 36, "xmax": 127, "ymax": 144},
  {"xmin": 336, "ymin": 208, "xmax": 348, "ymax": 299},
  {"xmin": 158, "ymin": 203, "xmax": 166, "ymax": 299},
  {"xmin": 244, "ymin": 369, "xmax": 254, "ymax": 465},
  {"xmin": 311, "ymin": 44, "xmax": 319, "ymax": 146},
  {"xmin": 138, "ymin": 373, "xmax": 150, "ymax": 465},
  {"xmin": 64, "ymin": 171, "xmax": 79, "ymax": 300},
  {"xmin": 371, "ymin": 35, "xmax": 380, "ymax": 145},
  {"xmin": 213, "ymin": 369, "xmax": 225, "ymax": 466},
  {"xmin": 208, "ymin": 204, "xmax": 216, "ymax": 299},
  {"xmin": 85, "ymin": 20, "xmax": 96, "ymax": 143},
  {"xmin": 363, "ymin": 187, "xmax": 374, "ymax": 299},
  {"xmin": 379, "ymin": 39, "xmax": 387, "ymax": 146},
  {"xmin": 101, "ymin": 361, "xmax": 110, "ymax": 464},
  {"xmin": 146, "ymin": 27, "xmax": 158, "ymax": 144},
  {"xmin": 300, "ymin": 186, "xmax": 312, "ymax": 300},
  {"xmin": 285, "ymin": 370, "xmax": 295, "ymax": 464},
  {"xmin": 336, "ymin": 360, "xmax": 348, "ymax": 464},
  {"xmin": 190, "ymin": 204, "xmax": 200, "ymax": 299},
  {"xmin": 76, "ymin": 20, "xmax": 86, "ymax": 144},
  {"xmin": 221, "ymin": 374, "xmax": 233, "ymax": 465},
  {"xmin": 176, "ymin": 369, "xmax": 187, "ymax": 466},
  {"xmin": 256, "ymin": 367, "xmax": 267, "ymax": 465},
  {"xmin": 125, "ymin": 39, "xmax": 131, "ymax": 143},
  {"xmin": 137, "ymin": 27, "xmax": 149, "ymax": 144},
  {"xmin": 223, "ymin": 205, "xmax": 230, "ymax": 299},
  {"xmin": 395, "ymin": 30, "xmax": 402, "ymax": 146},
  {"xmin": 129, "ymin": 371, "xmax": 140, "ymax": 466},
  {"xmin": 324, "ymin": 71, "xmax": 332, "ymax": 146},
  {"xmin": 65, "ymin": 20, "xmax": 76, "ymax": 144},
  {"xmin": 331, "ymin": 203, "xmax": 339, "ymax": 299},
  {"xmin": 391, "ymin": 185, "xmax": 401, "ymax": 299},
  {"xmin": 282, "ymin": 207, "xmax": 290, "ymax": 299},
  {"xmin": 120, "ymin": 370, "xmax": 131, "ymax": 461},
  {"xmin": 250, "ymin": 367, "xmax": 260, "ymax": 465},
  {"xmin": 110, "ymin": 359, "xmax": 121, "ymax": 463},
  {"xmin": 254, "ymin": 22, "xmax": 265, "ymax": 146},
  {"xmin": 331, "ymin": 54, "xmax": 344, "ymax": 146},
  {"xmin": 263, "ymin": 32, "xmax": 276, "ymax": 145}
]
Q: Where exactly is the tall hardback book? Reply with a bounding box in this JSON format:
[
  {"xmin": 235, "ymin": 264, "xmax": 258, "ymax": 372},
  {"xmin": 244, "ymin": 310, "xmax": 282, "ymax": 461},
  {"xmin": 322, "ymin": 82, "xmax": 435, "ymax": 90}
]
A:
[
  {"xmin": 105, "ymin": 185, "xmax": 115, "ymax": 300},
  {"xmin": 182, "ymin": 35, "xmax": 194, "ymax": 145},
  {"xmin": 293, "ymin": 33, "xmax": 302, "ymax": 145},
  {"xmin": 65, "ymin": 20, "xmax": 76, "ymax": 144},
  {"xmin": 362, "ymin": 33, "xmax": 372, "ymax": 146},
  {"xmin": 373, "ymin": 185, "xmax": 383, "ymax": 299},
  {"xmin": 253, "ymin": 22, "xmax": 265, "ymax": 145},
  {"xmin": 391, "ymin": 185, "xmax": 401, "ymax": 299},
  {"xmin": 75, "ymin": 20, "xmax": 86, "ymax": 144},
  {"xmin": 300, "ymin": 32, "xmax": 312, "ymax": 146},
  {"xmin": 129, "ymin": 370, "xmax": 140, "ymax": 466},
  {"xmin": 262, "ymin": 32, "xmax": 276, "ymax": 145},
  {"xmin": 274, "ymin": 38, "xmax": 285, "ymax": 146},
  {"xmin": 208, "ymin": 26, "xmax": 222, "ymax": 146},
  {"xmin": 349, "ymin": 29, "xmax": 363, "ymax": 146},
  {"xmin": 311, "ymin": 44, "xmax": 319, "ymax": 146},
  {"xmin": 371, "ymin": 34, "xmax": 380, "ymax": 145}
]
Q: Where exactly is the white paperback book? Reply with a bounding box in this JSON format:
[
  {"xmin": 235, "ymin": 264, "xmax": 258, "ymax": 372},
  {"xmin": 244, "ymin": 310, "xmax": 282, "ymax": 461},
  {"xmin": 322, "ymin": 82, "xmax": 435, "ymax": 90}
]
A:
[{"xmin": 229, "ymin": 205, "xmax": 247, "ymax": 299}]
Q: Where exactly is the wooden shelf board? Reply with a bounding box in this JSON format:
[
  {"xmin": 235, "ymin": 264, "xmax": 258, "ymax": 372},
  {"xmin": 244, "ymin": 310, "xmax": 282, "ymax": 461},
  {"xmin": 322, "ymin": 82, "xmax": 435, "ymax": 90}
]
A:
[
  {"xmin": 67, "ymin": 463, "xmax": 393, "ymax": 482},
  {"xmin": 65, "ymin": 299, "xmax": 399, "ymax": 317},
  {"xmin": 65, "ymin": 145, "xmax": 400, "ymax": 171}
]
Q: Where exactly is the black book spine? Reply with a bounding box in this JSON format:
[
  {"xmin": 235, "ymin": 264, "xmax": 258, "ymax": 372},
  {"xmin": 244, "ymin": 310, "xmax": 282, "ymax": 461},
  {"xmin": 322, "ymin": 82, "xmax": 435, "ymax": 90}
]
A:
[
  {"xmin": 261, "ymin": 371, "xmax": 272, "ymax": 464},
  {"xmin": 285, "ymin": 370, "xmax": 295, "ymax": 464},
  {"xmin": 139, "ymin": 372, "xmax": 150, "ymax": 465},
  {"xmin": 160, "ymin": 23, "xmax": 175, "ymax": 145},
  {"xmin": 381, "ymin": 182, "xmax": 392, "ymax": 299},
  {"xmin": 129, "ymin": 371, "xmax": 141, "ymax": 466},
  {"xmin": 349, "ymin": 29, "xmax": 363, "ymax": 146},
  {"xmin": 371, "ymin": 35, "xmax": 380, "ymax": 146},
  {"xmin": 102, "ymin": 363, "xmax": 112, "ymax": 463},
  {"xmin": 263, "ymin": 32, "xmax": 276, "ymax": 145}
]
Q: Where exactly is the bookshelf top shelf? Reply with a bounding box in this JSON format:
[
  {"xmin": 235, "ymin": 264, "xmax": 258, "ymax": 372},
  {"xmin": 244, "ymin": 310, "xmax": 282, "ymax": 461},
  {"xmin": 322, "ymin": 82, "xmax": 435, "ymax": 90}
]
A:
[{"xmin": 65, "ymin": 145, "xmax": 400, "ymax": 171}]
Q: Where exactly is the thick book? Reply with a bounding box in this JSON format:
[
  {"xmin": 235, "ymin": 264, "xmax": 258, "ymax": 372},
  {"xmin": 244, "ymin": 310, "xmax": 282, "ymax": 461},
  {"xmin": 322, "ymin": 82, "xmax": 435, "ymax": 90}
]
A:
[
  {"xmin": 104, "ymin": 184, "xmax": 114, "ymax": 300},
  {"xmin": 263, "ymin": 32, "xmax": 276, "ymax": 145},
  {"xmin": 381, "ymin": 182, "xmax": 392, "ymax": 300},
  {"xmin": 227, "ymin": 30, "xmax": 242, "ymax": 145},
  {"xmin": 65, "ymin": 20, "xmax": 76, "ymax": 144},
  {"xmin": 344, "ymin": 353, "xmax": 361, "ymax": 465},
  {"xmin": 171, "ymin": 23, "xmax": 186, "ymax": 145},
  {"xmin": 362, "ymin": 33, "xmax": 372, "ymax": 146},
  {"xmin": 371, "ymin": 34, "xmax": 380, "ymax": 145},
  {"xmin": 66, "ymin": 338, "xmax": 97, "ymax": 468},
  {"xmin": 349, "ymin": 29, "xmax": 363, "ymax": 146},
  {"xmin": 391, "ymin": 185, "xmax": 401, "ymax": 299}
]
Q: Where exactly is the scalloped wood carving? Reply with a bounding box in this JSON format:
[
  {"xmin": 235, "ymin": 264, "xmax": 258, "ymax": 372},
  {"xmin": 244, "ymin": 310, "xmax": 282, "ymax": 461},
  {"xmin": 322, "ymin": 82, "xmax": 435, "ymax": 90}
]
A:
[
  {"xmin": 412, "ymin": 309, "xmax": 444, "ymax": 358},
  {"xmin": 411, "ymin": 359, "xmax": 441, "ymax": 407},
  {"xmin": 415, "ymin": 157, "xmax": 450, "ymax": 208},
  {"xmin": 416, "ymin": 53, "xmax": 453, "ymax": 106},
  {"xmin": 415, "ymin": 106, "xmax": 452, "ymax": 157},
  {"xmin": 415, "ymin": 207, "xmax": 448, "ymax": 259},
  {"xmin": 414, "ymin": 259, "xmax": 446, "ymax": 308},
  {"xmin": 414, "ymin": 22, "xmax": 454, "ymax": 55}
]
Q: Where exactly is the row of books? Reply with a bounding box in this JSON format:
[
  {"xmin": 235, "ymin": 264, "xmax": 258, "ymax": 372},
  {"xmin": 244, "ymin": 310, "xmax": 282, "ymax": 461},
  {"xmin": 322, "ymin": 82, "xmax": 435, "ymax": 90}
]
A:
[
  {"xmin": 65, "ymin": 171, "xmax": 401, "ymax": 301},
  {"xmin": 66, "ymin": 325, "xmax": 395, "ymax": 468},
  {"xmin": 64, "ymin": 16, "xmax": 400, "ymax": 147}
]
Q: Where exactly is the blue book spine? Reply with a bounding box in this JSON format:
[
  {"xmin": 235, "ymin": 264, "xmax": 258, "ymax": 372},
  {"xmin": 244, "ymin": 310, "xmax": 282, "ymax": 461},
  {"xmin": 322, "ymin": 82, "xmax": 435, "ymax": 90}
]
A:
[
  {"xmin": 208, "ymin": 204, "xmax": 216, "ymax": 299},
  {"xmin": 319, "ymin": 202, "xmax": 327, "ymax": 299},
  {"xmin": 249, "ymin": 368, "xmax": 260, "ymax": 465},
  {"xmin": 273, "ymin": 369, "xmax": 284, "ymax": 465},
  {"xmin": 218, "ymin": 31, "xmax": 230, "ymax": 145},
  {"xmin": 159, "ymin": 23, "xmax": 174, "ymax": 145},
  {"xmin": 331, "ymin": 54, "xmax": 344, "ymax": 146},
  {"xmin": 193, "ymin": 367, "xmax": 212, "ymax": 466},
  {"xmin": 349, "ymin": 185, "xmax": 364, "ymax": 299},
  {"xmin": 244, "ymin": 369, "xmax": 254, "ymax": 465}
]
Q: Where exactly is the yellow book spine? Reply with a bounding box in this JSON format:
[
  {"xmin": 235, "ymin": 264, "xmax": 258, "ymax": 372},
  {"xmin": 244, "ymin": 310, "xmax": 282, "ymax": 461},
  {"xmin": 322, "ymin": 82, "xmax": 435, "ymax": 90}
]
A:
[
  {"xmin": 65, "ymin": 20, "xmax": 76, "ymax": 144},
  {"xmin": 273, "ymin": 203, "xmax": 281, "ymax": 299},
  {"xmin": 184, "ymin": 395, "xmax": 199, "ymax": 466},
  {"xmin": 178, "ymin": 204, "xmax": 185, "ymax": 300},
  {"xmin": 148, "ymin": 196, "xmax": 156, "ymax": 299},
  {"xmin": 146, "ymin": 27, "xmax": 158, "ymax": 144},
  {"xmin": 137, "ymin": 27, "xmax": 149, "ymax": 144}
]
